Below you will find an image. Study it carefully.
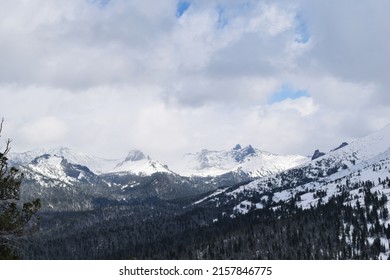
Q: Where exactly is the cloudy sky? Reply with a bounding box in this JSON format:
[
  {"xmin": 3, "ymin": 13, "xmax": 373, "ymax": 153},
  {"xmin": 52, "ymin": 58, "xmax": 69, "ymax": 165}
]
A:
[{"xmin": 0, "ymin": 0, "xmax": 389, "ymax": 163}]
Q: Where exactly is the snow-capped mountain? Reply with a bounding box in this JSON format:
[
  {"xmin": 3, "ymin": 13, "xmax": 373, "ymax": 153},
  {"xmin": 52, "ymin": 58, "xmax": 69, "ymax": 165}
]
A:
[
  {"xmin": 21, "ymin": 154, "xmax": 104, "ymax": 188},
  {"xmin": 171, "ymin": 144, "xmax": 309, "ymax": 177},
  {"xmin": 108, "ymin": 150, "xmax": 174, "ymax": 176},
  {"xmin": 10, "ymin": 147, "xmax": 118, "ymax": 174}
]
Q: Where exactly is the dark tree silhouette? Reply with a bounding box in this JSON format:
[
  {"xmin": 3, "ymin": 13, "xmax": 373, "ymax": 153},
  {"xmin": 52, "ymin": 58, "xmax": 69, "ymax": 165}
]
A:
[{"xmin": 0, "ymin": 119, "xmax": 41, "ymax": 259}]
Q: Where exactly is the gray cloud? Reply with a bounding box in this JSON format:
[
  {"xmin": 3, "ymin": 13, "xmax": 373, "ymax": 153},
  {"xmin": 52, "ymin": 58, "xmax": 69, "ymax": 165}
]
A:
[{"xmin": 0, "ymin": 0, "xmax": 389, "ymax": 164}]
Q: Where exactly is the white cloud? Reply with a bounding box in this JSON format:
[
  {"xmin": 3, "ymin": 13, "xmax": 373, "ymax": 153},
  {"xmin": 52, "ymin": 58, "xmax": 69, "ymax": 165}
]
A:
[
  {"xmin": 271, "ymin": 96, "xmax": 318, "ymax": 116},
  {"xmin": 19, "ymin": 116, "xmax": 68, "ymax": 144},
  {"xmin": 247, "ymin": 3, "xmax": 294, "ymax": 36}
]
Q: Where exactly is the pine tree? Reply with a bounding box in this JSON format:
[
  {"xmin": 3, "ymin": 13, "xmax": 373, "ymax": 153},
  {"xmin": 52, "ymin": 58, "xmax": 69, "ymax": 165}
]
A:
[{"xmin": 0, "ymin": 119, "xmax": 41, "ymax": 259}]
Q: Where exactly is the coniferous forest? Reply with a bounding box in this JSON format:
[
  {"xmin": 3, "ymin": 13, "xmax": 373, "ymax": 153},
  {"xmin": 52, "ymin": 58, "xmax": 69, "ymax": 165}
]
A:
[{"xmin": 21, "ymin": 178, "xmax": 390, "ymax": 260}]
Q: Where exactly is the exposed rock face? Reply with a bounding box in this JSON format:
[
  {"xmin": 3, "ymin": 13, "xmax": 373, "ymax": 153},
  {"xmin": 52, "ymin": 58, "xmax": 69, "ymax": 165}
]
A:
[
  {"xmin": 311, "ymin": 149, "xmax": 325, "ymax": 160},
  {"xmin": 124, "ymin": 150, "xmax": 147, "ymax": 162},
  {"xmin": 331, "ymin": 142, "xmax": 348, "ymax": 152}
]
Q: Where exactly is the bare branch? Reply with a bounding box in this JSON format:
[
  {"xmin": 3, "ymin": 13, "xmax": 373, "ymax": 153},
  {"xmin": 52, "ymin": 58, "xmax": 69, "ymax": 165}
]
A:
[
  {"xmin": 3, "ymin": 139, "xmax": 11, "ymax": 156},
  {"xmin": 0, "ymin": 117, "xmax": 3, "ymax": 134},
  {"xmin": 0, "ymin": 118, "xmax": 12, "ymax": 156}
]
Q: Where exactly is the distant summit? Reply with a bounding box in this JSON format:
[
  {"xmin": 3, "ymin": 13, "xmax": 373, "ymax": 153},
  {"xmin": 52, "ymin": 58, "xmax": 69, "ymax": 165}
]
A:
[
  {"xmin": 111, "ymin": 149, "xmax": 172, "ymax": 176},
  {"xmin": 171, "ymin": 145, "xmax": 308, "ymax": 177}
]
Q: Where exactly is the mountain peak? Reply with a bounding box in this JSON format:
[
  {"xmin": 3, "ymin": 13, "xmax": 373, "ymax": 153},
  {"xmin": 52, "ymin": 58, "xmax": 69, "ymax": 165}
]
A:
[
  {"xmin": 233, "ymin": 144, "xmax": 242, "ymax": 150},
  {"xmin": 234, "ymin": 145, "xmax": 256, "ymax": 162},
  {"xmin": 111, "ymin": 150, "xmax": 172, "ymax": 175},
  {"xmin": 243, "ymin": 145, "xmax": 255, "ymax": 154},
  {"xmin": 125, "ymin": 150, "xmax": 148, "ymax": 162}
]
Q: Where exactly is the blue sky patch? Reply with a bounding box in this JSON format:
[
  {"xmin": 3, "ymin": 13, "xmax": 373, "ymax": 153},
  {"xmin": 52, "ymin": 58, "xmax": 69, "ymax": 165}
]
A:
[
  {"xmin": 216, "ymin": 6, "xmax": 228, "ymax": 28},
  {"xmin": 176, "ymin": 1, "xmax": 191, "ymax": 18},
  {"xmin": 268, "ymin": 84, "xmax": 310, "ymax": 104},
  {"xmin": 295, "ymin": 14, "xmax": 310, "ymax": 43},
  {"xmin": 89, "ymin": 0, "xmax": 110, "ymax": 8}
]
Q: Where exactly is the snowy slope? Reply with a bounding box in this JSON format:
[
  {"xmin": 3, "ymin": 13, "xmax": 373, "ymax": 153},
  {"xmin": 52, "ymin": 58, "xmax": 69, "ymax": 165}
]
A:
[
  {"xmin": 195, "ymin": 124, "xmax": 390, "ymax": 214},
  {"xmin": 108, "ymin": 150, "xmax": 174, "ymax": 176},
  {"xmin": 171, "ymin": 144, "xmax": 309, "ymax": 177},
  {"xmin": 322, "ymin": 123, "xmax": 390, "ymax": 163},
  {"xmin": 27, "ymin": 154, "xmax": 75, "ymax": 185},
  {"xmin": 230, "ymin": 148, "xmax": 390, "ymax": 212}
]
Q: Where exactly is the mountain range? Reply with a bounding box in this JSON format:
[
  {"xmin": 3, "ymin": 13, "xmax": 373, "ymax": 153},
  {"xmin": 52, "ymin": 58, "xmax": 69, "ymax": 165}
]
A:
[
  {"xmin": 10, "ymin": 144, "xmax": 310, "ymax": 209},
  {"xmin": 11, "ymin": 144, "xmax": 308, "ymax": 178},
  {"xmin": 7, "ymin": 124, "xmax": 390, "ymax": 259},
  {"xmin": 10, "ymin": 124, "xmax": 390, "ymax": 213}
]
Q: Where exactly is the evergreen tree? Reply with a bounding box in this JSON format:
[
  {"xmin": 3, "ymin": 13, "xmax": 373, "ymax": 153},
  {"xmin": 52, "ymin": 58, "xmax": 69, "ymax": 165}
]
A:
[{"xmin": 0, "ymin": 119, "xmax": 41, "ymax": 259}]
